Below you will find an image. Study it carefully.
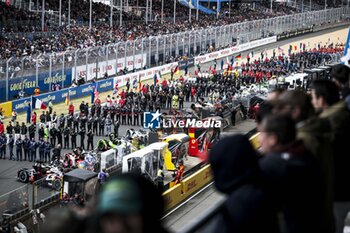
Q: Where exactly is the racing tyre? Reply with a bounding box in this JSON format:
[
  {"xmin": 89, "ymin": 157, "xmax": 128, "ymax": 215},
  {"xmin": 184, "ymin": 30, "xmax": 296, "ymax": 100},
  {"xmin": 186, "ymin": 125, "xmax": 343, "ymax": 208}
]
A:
[
  {"xmin": 18, "ymin": 170, "xmax": 29, "ymax": 183},
  {"xmin": 53, "ymin": 180, "xmax": 62, "ymax": 191}
]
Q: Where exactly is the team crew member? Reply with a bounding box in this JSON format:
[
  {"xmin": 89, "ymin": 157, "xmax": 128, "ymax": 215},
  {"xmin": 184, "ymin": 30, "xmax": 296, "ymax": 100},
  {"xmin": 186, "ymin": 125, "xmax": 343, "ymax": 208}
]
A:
[
  {"xmin": 15, "ymin": 137, "xmax": 23, "ymax": 161},
  {"xmin": 20, "ymin": 122, "xmax": 27, "ymax": 139},
  {"xmin": 87, "ymin": 129, "xmax": 94, "ymax": 150},
  {"xmin": 28, "ymin": 124, "xmax": 35, "ymax": 143},
  {"xmin": 45, "ymin": 140, "xmax": 51, "ymax": 163},
  {"xmin": 0, "ymin": 134, "xmax": 6, "ymax": 159},
  {"xmin": 70, "ymin": 129, "xmax": 77, "ymax": 149},
  {"xmin": 63, "ymin": 126, "xmax": 70, "ymax": 149},
  {"xmin": 105, "ymin": 115, "xmax": 112, "ymax": 137},
  {"xmin": 23, "ymin": 136, "xmax": 30, "ymax": 161},
  {"xmin": 93, "ymin": 115, "xmax": 98, "ymax": 135},
  {"xmin": 79, "ymin": 127, "xmax": 86, "ymax": 149},
  {"xmin": 29, "ymin": 138, "xmax": 37, "ymax": 162},
  {"xmin": 39, "ymin": 138, "xmax": 46, "ymax": 161},
  {"xmin": 99, "ymin": 116, "xmax": 105, "ymax": 136},
  {"xmin": 9, "ymin": 134, "xmax": 14, "ymax": 160}
]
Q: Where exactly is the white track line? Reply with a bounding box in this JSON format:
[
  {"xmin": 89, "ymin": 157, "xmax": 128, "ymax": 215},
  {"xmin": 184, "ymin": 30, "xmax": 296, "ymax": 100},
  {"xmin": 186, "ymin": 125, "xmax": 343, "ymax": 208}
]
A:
[{"xmin": 162, "ymin": 181, "xmax": 214, "ymax": 220}]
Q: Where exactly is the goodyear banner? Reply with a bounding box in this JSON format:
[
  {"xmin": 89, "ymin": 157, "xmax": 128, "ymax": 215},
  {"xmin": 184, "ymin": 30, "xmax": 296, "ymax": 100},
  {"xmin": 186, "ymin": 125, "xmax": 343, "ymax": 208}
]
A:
[
  {"xmin": 4, "ymin": 69, "xmax": 72, "ymax": 102},
  {"xmin": 12, "ymin": 78, "xmax": 114, "ymax": 114},
  {"xmin": 0, "ymin": 102, "xmax": 13, "ymax": 117}
]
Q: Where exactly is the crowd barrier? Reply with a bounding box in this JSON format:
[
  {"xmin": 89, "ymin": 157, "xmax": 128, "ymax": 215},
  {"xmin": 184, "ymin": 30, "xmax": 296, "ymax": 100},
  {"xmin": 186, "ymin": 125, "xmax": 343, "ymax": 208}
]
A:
[
  {"xmin": 0, "ymin": 69, "xmax": 72, "ymax": 103},
  {"xmin": 72, "ymin": 53, "xmax": 147, "ymax": 82},
  {"xmin": 163, "ymin": 132, "xmax": 260, "ymax": 212},
  {"xmin": 113, "ymin": 62, "xmax": 179, "ymax": 88},
  {"xmin": 3, "ymin": 35, "xmax": 280, "ymax": 116},
  {"xmin": 194, "ymin": 36, "xmax": 277, "ymax": 64}
]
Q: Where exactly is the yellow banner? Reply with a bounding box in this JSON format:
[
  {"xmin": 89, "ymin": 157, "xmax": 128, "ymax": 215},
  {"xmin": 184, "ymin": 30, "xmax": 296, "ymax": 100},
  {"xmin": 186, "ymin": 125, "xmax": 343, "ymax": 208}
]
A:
[{"xmin": 0, "ymin": 102, "xmax": 12, "ymax": 117}]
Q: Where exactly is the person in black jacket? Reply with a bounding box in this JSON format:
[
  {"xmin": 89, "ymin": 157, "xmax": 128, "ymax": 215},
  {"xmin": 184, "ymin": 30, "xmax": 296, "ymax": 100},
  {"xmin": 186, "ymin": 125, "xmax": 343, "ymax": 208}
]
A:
[
  {"xmin": 93, "ymin": 115, "xmax": 98, "ymax": 135},
  {"xmin": 8, "ymin": 134, "xmax": 15, "ymax": 160},
  {"xmin": 20, "ymin": 122, "xmax": 27, "ymax": 139},
  {"xmin": 79, "ymin": 127, "xmax": 86, "ymax": 149},
  {"xmin": 22, "ymin": 136, "xmax": 30, "ymax": 161},
  {"xmin": 63, "ymin": 127, "xmax": 70, "ymax": 149},
  {"xmin": 49, "ymin": 126, "xmax": 57, "ymax": 146},
  {"xmin": 15, "ymin": 137, "xmax": 23, "ymax": 161},
  {"xmin": 73, "ymin": 114, "xmax": 79, "ymax": 132},
  {"xmin": 38, "ymin": 125, "xmax": 45, "ymax": 139},
  {"xmin": 70, "ymin": 129, "xmax": 77, "ymax": 149},
  {"xmin": 29, "ymin": 138, "xmax": 37, "ymax": 162},
  {"xmin": 6, "ymin": 121, "xmax": 13, "ymax": 135},
  {"xmin": 56, "ymin": 127, "xmax": 63, "ymax": 146},
  {"xmin": 38, "ymin": 138, "xmax": 46, "ymax": 161},
  {"xmin": 28, "ymin": 123, "xmax": 36, "ymax": 140},
  {"xmin": 209, "ymin": 134, "xmax": 279, "ymax": 233},
  {"xmin": 258, "ymin": 114, "xmax": 330, "ymax": 233},
  {"xmin": 87, "ymin": 129, "xmax": 94, "ymax": 151},
  {"xmin": 0, "ymin": 134, "xmax": 7, "ymax": 159},
  {"xmin": 99, "ymin": 116, "xmax": 105, "ymax": 136},
  {"xmin": 39, "ymin": 111, "xmax": 46, "ymax": 124}
]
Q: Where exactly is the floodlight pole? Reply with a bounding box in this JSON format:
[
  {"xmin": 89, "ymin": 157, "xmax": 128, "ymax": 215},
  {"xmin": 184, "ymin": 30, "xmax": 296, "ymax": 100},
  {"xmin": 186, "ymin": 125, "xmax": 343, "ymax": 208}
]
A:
[
  {"xmin": 217, "ymin": 0, "xmax": 219, "ymax": 19},
  {"xmin": 68, "ymin": 0, "xmax": 71, "ymax": 27},
  {"xmin": 196, "ymin": 0, "xmax": 199, "ymax": 20},
  {"xmin": 41, "ymin": 0, "xmax": 45, "ymax": 31},
  {"xmin": 270, "ymin": 0, "xmax": 273, "ymax": 12},
  {"xmin": 229, "ymin": 0, "xmax": 231, "ymax": 17},
  {"xmin": 89, "ymin": 0, "xmax": 92, "ymax": 30},
  {"xmin": 146, "ymin": 0, "xmax": 149, "ymax": 23},
  {"xmin": 161, "ymin": 0, "xmax": 164, "ymax": 23},
  {"xmin": 189, "ymin": 1, "xmax": 191, "ymax": 22},
  {"xmin": 59, "ymin": 0, "xmax": 62, "ymax": 26},
  {"xmin": 173, "ymin": 0, "xmax": 176, "ymax": 24},
  {"xmin": 110, "ymin": 1, "xmax": 113, "ymax": 27},
  {"xmin": 120, "ymin": 0, "xmax": 123, "ymax": 26}
]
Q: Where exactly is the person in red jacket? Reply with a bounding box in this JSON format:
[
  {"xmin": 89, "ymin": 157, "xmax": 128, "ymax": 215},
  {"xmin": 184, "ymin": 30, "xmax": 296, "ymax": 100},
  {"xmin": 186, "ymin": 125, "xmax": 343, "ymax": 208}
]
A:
[
  {"xmin": 31, "ymin": 112, "xmax": 37, "ymax": 125},
  {"xmin": 0, "ymin": 122, "xmax": 4, "ymax": 134},
  {"xmin": 68, "ymin": 102, "xmax": 74, "ymax": 115}
]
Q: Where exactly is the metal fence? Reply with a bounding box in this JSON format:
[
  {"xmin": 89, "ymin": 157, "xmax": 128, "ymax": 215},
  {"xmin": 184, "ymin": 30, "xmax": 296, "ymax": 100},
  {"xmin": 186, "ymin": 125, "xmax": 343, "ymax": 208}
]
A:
[{"xmin": 1, "ymin": 7, "xmax": 350, "ymax": 101}]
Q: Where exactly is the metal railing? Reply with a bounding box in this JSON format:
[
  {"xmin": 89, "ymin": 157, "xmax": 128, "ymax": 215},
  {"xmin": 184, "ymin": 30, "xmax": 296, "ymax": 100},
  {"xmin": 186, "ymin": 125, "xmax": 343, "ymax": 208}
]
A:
[{"xmin": 0, "ymin": 7, "xmax": 349, "ymax": 102}]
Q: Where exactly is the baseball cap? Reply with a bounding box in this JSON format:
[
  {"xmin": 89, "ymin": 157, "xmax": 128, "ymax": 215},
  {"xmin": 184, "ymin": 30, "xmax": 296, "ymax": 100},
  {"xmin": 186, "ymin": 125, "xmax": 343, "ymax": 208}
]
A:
[{"xmin": 97, "ymin": 179, "xmax": 143, "ymax": 216}]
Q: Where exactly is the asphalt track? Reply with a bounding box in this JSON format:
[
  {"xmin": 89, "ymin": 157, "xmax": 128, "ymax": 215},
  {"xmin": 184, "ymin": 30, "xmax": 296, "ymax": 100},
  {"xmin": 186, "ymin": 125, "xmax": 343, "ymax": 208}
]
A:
[{"xmin": 0, "ymin": 24, "xmax": 347, "ymax": 217}]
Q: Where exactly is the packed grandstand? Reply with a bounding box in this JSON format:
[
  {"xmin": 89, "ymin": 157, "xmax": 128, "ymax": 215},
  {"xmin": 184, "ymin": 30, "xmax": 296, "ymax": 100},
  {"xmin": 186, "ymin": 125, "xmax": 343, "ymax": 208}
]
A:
[{"xmin": 0, "ymin": 0, "xmax": 350, "ymax": 232}]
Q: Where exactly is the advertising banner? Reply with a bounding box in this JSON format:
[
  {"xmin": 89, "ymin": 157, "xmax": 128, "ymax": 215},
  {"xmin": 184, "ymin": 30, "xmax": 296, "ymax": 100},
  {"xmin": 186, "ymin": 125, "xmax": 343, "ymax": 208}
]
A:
[
  {"xmin": 7, "ymin": 69, "xmax": 72, "ymax": 101},
  {"xmin": 113, "ymin": 62, "xmax": 178, "ymax": 88},
  {"xmin": 72, "ymin": 53, "xmax": 147, "ymax": 81},
  {"xmin": 194, "ymin": 36, "xmax": 277, "ymax": 64}
]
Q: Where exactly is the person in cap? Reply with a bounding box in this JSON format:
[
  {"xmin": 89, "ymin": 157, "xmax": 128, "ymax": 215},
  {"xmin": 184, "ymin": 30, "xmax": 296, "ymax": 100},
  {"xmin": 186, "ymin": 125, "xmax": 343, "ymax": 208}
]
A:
[{"xmin": 93, "ymin": 174, "xmax": 167, "ymax": 233}]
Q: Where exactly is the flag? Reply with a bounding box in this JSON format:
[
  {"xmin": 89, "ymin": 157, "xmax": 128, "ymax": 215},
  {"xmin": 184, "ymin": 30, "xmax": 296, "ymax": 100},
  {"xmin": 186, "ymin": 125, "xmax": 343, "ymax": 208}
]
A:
[
  {"xmin": 173, "ymin": 66, "xmax": 179, "ymax": 75},
  {"xmin": 156, "ymin": 71, "xmax": 161, "ymax": 82},
  {"xmin": 65, "ymin": 91, "xmax": 70, "ymax": 106},
  {"xmin": 32, "ymin": 96, "xmax": 47, "ymax": 110},
  {"xmin": 94, "ymin": 83, "xmax": 99, "ymax": 99},
  {"xmin": 153, "ymin": 74, "xmax": 158, "ymax": 86},
  {"xmin": 138, "ymin": 75, "xmax": 142, "ymax": 91},
  {"xmin": 278, "ymin": 47, "xmax": 283, "ymax": 53},
  {"xmin": 235, "ymin": 54, "xmax": 242, "ymax": 61},
  {"xmin": 294, "ymin": 45, "xmax": 297, "ymax": 51}
]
